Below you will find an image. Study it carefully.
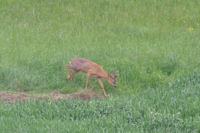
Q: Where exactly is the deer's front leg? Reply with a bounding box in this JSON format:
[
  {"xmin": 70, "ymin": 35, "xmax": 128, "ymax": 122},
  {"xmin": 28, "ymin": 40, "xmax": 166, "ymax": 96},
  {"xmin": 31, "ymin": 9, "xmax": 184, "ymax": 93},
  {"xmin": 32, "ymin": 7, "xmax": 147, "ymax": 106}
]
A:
[
  {"xmin": 85, "ymin": 73, "xmax": 91, "ymax": 89},
  {"xmin": 97, "ymin": 78, "xmax": 107, "ymax": 97}
]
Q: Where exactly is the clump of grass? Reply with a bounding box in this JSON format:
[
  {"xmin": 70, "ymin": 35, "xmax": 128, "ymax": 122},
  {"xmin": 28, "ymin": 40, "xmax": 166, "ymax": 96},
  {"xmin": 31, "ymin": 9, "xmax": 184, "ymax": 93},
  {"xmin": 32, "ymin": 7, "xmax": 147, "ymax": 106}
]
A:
[{"xmin": 0, "ymin": 72, "xmax": 199, "ymax": 132}]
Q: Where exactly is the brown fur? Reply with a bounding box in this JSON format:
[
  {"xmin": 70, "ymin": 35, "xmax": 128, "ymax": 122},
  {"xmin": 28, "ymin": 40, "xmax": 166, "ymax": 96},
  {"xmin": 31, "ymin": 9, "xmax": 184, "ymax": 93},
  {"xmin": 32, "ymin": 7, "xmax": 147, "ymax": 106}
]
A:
[{"xmin": 66, "ymin": 58, "xmax": 119, "ymax": 97}]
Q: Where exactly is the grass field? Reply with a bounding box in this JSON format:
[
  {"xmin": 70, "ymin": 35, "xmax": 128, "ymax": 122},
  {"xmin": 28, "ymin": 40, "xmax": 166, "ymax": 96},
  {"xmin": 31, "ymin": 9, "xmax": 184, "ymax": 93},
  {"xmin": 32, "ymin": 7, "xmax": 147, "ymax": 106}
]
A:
[
  {"xmin": 0, "ymin": 0, "xmax": 200, "ymax": 132},
  {"xmin": 0, "ymin": 73, "xmax": 200, "ymax": 132}
]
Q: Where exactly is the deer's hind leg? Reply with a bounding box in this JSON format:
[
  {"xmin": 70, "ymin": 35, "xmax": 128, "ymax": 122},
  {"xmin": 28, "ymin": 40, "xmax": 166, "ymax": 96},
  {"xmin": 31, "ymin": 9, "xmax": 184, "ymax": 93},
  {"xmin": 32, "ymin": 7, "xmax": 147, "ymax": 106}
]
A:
[
  {"xmin": 66, "ymin": 65, "xmax": 71, "ymax": 80},
  {"xmin": 68, "ymin": 70, "xmax": 79, "ymax": 83},
  {"xmin": 66, "ymin": 64, "xmax": 72, "ymax": 82},
  {"xmin": 66, "ymin": 64, "xmax": 79, "ymax": 83}
]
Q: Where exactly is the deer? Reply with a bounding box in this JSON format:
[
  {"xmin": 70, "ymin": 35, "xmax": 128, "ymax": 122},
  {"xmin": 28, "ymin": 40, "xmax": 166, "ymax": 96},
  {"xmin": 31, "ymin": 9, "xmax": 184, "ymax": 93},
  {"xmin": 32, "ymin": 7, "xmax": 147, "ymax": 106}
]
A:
[{"xmin": 65, "ymin": 58, "xmax": 119, "ymax": 97}]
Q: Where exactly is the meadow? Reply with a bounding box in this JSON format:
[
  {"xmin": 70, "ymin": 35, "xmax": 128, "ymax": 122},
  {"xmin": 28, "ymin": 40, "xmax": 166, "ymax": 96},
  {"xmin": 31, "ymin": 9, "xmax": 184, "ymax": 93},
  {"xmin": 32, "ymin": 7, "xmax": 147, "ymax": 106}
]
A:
[
  {"xmin": 0, "ymin": 73, "xmax": 200, "ymax": 132},
  {"xmin": 0, "ymin": 0, "xmax": 200, "ymax": 132}
]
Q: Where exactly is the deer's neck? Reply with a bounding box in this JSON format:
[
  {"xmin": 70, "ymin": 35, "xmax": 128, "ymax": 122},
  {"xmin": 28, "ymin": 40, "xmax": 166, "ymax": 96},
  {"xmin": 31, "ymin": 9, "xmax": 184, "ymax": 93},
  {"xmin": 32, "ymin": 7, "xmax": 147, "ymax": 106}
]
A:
[
  {"xmin": 103, "ymin": 72, "xmax": 109, "ymax": 80},
  {"xmin": 98, "ymin": 68, "xmax": 109, "ymax": 79}
]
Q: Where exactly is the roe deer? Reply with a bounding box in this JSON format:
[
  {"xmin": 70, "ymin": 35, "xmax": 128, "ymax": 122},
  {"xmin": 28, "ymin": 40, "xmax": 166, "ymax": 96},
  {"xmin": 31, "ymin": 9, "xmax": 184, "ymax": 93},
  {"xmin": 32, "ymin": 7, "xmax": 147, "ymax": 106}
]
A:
[{"xmin": 66, "ymin": 58, "xmax": 119, "ymax": 97}]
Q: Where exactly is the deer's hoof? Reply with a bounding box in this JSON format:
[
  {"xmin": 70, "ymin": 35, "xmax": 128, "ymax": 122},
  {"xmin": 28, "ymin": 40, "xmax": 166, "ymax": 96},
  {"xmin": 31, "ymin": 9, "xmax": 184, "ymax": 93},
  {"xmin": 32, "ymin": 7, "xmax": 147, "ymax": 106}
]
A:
[{"xmin": 66, "ymin": 78, "xmax": 70, "ymax": 83}]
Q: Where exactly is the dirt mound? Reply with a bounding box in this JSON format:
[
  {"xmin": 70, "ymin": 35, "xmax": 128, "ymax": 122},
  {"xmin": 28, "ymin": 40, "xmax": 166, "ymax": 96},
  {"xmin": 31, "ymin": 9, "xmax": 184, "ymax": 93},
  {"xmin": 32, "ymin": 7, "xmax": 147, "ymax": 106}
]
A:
[
  {"xmin": 0, "ymin": 91, "xmax": 34, "ymax": 103},
  {"xmin": 0, "ymin": 90, "xmax": 103, "ymax": 103},
  {"xmin": 49, "ymin": 89, "xmax": 103, "ymax": 100}
]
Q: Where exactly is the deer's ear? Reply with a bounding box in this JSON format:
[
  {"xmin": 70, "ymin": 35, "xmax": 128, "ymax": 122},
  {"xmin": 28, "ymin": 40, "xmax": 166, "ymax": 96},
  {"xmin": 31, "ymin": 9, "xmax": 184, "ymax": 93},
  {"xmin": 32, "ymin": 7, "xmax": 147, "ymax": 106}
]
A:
[
  {"xmin": 115, "ymin": 72, "xmax": 119, "ymax": 77},
  {"xmin": 109, "ymin": 72, "xmax": 114, "ymax": 78},
  {"xmin": 110, "ymin": 72, "xmax": 114, "ymax": 75}
]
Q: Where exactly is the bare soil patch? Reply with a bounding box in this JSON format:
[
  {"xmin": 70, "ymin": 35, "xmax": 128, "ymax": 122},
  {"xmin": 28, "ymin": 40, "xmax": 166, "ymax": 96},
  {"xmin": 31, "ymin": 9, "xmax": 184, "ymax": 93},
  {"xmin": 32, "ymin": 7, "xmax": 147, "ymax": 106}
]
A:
[{"xmin": 0, "ymin": 89, "xmax": 103, "ymax": 103}]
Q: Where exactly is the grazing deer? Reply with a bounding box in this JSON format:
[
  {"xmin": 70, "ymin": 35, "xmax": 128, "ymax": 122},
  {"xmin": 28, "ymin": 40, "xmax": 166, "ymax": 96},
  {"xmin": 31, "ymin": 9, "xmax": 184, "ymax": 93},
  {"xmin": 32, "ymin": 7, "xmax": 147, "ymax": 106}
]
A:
[{"xmin": 66, "ymin": 58, "xmax": 119, "ymax": 97}]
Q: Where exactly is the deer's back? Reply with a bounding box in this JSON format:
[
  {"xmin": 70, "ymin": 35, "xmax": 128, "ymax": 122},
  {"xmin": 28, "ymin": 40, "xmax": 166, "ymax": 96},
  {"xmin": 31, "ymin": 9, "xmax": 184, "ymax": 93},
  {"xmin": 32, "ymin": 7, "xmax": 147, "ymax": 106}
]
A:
[{"xmin": 70, "ymin": 58, "xmax": 99, "ymax": 72}]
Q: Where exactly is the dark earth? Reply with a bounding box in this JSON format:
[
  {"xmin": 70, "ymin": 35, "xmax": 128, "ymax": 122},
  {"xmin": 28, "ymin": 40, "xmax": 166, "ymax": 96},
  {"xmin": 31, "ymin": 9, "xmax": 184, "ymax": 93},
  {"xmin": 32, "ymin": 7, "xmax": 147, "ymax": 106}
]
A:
[{"xmin": 0, "ymin": 89, "xmax": 103, "ymax": 103}]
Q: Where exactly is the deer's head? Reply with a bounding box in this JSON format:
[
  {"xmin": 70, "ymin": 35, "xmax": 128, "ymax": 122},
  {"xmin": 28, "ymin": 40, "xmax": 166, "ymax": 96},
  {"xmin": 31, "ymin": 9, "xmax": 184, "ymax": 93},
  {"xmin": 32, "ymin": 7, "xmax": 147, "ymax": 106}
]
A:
[{"xmin": 107, "ymin": 72, "xmax": 119, "ymax": 88}]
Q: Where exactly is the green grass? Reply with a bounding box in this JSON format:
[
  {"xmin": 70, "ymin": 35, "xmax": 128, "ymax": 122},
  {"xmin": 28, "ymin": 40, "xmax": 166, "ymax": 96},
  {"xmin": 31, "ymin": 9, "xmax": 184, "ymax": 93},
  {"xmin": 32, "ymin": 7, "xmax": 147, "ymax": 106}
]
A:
[
  {"xmin": 0, "ymin": 0, "xmax": 199, "ymax": 93},
  {"xmin": 0, "ymin": 72, "xmax": 200, "ymax": 132},
  {"xmin": 0, "ymin": 0, "xmax": 200, "ymax": 132}
]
